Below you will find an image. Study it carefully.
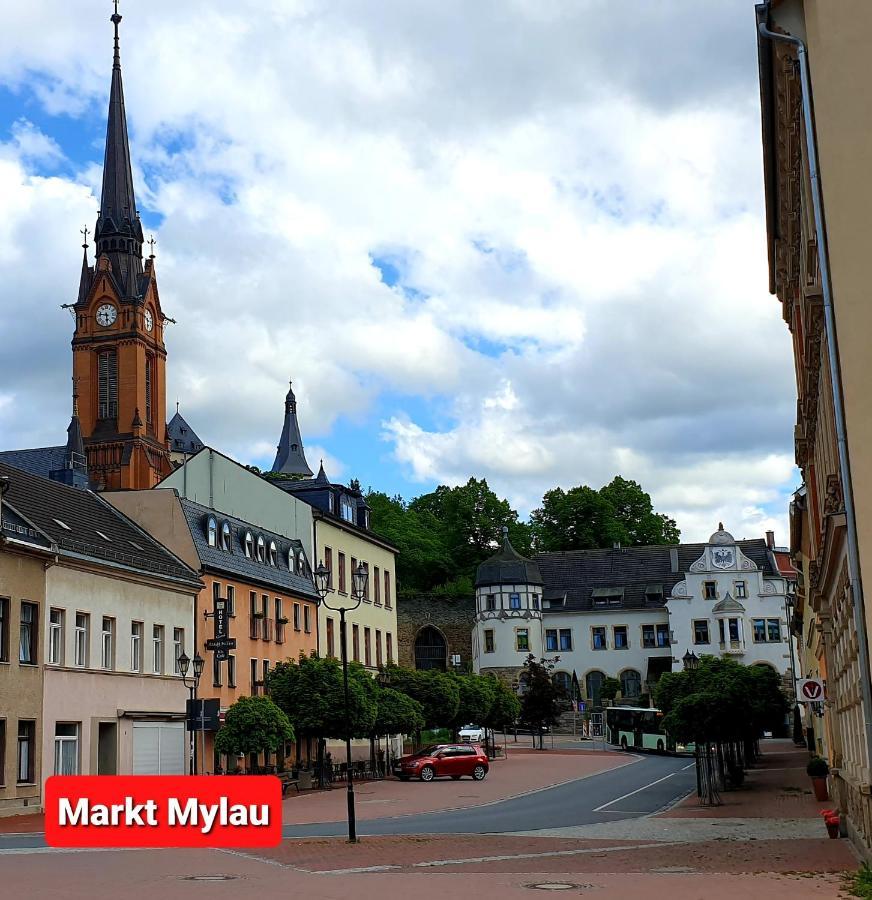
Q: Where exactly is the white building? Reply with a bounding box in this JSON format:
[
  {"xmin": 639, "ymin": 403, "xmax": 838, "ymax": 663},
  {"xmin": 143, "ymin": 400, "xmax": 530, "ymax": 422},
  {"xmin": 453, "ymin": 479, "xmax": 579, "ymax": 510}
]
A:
[{"xmin": 472, "ymin": 525, "xmax": 793, "ymax": 704}]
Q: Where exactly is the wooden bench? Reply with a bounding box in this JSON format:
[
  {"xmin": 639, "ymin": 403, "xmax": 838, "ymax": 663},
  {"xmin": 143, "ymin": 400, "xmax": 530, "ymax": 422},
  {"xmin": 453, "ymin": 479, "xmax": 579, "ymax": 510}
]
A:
[{"xmin": 279, "ymin": 772, "xmax": 300, "ymax": 795}]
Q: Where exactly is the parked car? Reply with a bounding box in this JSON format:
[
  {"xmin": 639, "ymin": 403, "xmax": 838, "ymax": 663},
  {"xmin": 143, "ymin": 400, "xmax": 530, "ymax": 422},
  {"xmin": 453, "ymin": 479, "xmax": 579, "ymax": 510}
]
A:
[
  {"xmin": 458, "ymin": 724, "xmax": 485, "ymax": 742},
  {"xmin": 393, "ymin": 744, "xmax": 489, "ymax": 782}
]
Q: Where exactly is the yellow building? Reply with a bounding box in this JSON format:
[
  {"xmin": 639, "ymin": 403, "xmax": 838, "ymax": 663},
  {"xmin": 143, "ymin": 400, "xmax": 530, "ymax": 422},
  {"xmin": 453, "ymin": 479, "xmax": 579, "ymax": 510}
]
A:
[{"xmin": 757, "ymin": 0, "xmax": 872, "ymax": 849}]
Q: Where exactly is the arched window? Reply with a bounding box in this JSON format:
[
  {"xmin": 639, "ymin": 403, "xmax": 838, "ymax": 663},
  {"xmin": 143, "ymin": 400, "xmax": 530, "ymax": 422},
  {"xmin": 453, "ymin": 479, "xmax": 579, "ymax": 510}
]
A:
[
  {"xmin": 268, "ymin": 541, "xmax": 277, "ymax": 566},
  {"xmin": 244, "ymin": 532, "xmax": 254, "ymax": 558},
  {"xmin": 620, "ymin": 669, "xmax": 642, "ymax": 699},
  {"xmin": 414, "ymin": 626, "xmax": 447, "ymax": 671},
  {"xmin": 553, "ymin": 671, "xmax": 572, "ymax": 697},
  {"xmin": 288, "ymin": 548, "xmax": 295, "ymax": 571},
  {"xmin": 585, "ymin": 670, "xmax": 606, "ymax": 705},
  {"xmin": 297, "ymin": 551, "xmax": 305, "ymax": 576},
  {"xmin": 97, "ymin": 350, "xmax": 118, "ymax": 419},
  {"xmin": 221, "ymin": 522, "xmax": 231, "ymax": 551},
  {"xmin": 256, "ymin": 536, "xmax": 265, "ymax": 562},
  {"xmin": 206, "ymin": 517, "xmax": 217, "ymax": 547}
]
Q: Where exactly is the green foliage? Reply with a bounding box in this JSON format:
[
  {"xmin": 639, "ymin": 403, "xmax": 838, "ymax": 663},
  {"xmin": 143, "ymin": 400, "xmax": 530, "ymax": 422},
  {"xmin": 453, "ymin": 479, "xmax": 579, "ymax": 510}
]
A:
[
  {"xmin": 383, "ymin": 665, "xmax": 461, "ymax": 728},
  {"xmin": 807, "ymin": 755, "xmax": 830, "ymax": 777},
  {"xmin": 600, "ymin": 677, "xmax": 621, "ymax": 702},
  {"xmin": 519, "ymin": 655, "xmax": 562, "ymax": 730},
  {"xmin": 214, "ymin": 696, "xmax": 294, "ymax": 757},
  {"xmin": 452, "ymin": 673, "xmax": 497, "ymax": 727},
  {"xmin": 372, "ymin": 687, "xmax": 425, "ymax": 737},
  {"xmin": 846, "ymin": 864, "xmax": 872, "ymax": 899},
  {"xmin": 485, "ymin": 678, "xmax": 522, "ymax": 730}
]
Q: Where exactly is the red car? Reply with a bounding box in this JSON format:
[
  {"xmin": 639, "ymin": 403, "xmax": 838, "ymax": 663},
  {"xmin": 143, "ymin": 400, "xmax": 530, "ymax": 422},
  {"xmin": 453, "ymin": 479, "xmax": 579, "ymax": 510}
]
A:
[{"xmin": 393, "ymin": 744, "xmax": 489, "ymax": 782}]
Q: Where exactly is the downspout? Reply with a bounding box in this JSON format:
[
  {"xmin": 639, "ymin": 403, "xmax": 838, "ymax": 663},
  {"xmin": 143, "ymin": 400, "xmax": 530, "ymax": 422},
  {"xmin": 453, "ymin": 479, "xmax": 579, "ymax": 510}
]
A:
[
  {"xmin": 759, "ymin": 16, "xmax": 872, "ymax": 780},
  {"xmin": 313, "ymin": 515, "xmax": 321, "ymax": 658}
]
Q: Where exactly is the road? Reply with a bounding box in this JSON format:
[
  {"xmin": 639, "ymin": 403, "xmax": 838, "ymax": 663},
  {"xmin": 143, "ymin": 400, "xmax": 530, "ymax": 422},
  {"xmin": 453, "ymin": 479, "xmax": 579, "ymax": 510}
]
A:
[{"xmin": 0, "ymin": 752, "xmax": 695, "ymax": 851}]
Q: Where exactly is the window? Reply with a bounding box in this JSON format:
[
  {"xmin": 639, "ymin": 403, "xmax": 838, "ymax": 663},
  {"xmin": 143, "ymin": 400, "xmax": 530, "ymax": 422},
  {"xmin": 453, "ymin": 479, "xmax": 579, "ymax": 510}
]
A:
[
  {"xmin": 274, "ymin": 599, "xmax": 284, "ymax": 643},
  {"xmin": 131, "ymin": 622, "xmax": 143, "ymax": 672},
  {"xmin": 74, "ymin": 613, "xmax": 89, "ymax": 667},
  {"xmin": 256, "ymin": 536, "xmax": 265, "ymax": 562},
  {"xmin": 352, "ymin": 624, "xmax": 360, "ymax": 662},
  {"xmin": 97, "ymin": 350, "xmax": 118, "ymax": 419},
  {"xmin": 262, "ymin": 660, "xmax": 270, "ymax": 685},
  {"xmin": 613, "ymin": 626, "xmax": 628, "ymax": 649},
  {"xmin": 486, "ymin": 594, "xmax": 496, "ymax": 611},
  {"xmin": 362, "ymin": 562, "xmax": 370, "ymax": 601},
  {"xmin": 753, "ymin": 619, "xmax": 783, "ymax": 642},
  {"xmin": 656, "ymin": 624, "xmax": 670, "ymax": 647},
  {"xmin": 227, "ymin": 655, "xmax": 236, "ymax": 688},
  {"xmin": 54, "ymin": 723, "xmax": 80, "ymax": 775},
  {"xmin": 553, "ymin": 671, "xmax": 572, "ymax": 696},
  {"xmin": 19, "ymin": 602, "xmax": 37, "ymax": 664},
  {"xmin": 694, "ymin": 620, "xmax": 710, "ymax": 644},
  {"xmin": 49, "ymin": 608, "xmax": 64, "ymax": 665},
  {"xmin": 376, "ymin": 630, "xmax": 383, "ymax": 667},
  {"xmin": 384, "ymin": 571, "xmax": 392, "ymax": 608},
  {"xmin": 509, "ymin": 593, "xmax": 521, "ymax": 610},
  {"xmin": 145, "ymin": 355, "xmax": 154, "ymax": 424},
  {"xmin": 642, "ymin": 624, "xmax": 655, "ymax": 649},
  {"xmin": 226, "ymin": 585, "xmax": 235, "ymax": 616},
  {"xmin": 386, "ymin": 632, "xmax": 393, "ymax": 664},
  {"xmin": 338, "ymin": 553, "xmax": 347, "ymax": 592},
  {"xmin": 0, "ymin": 597, "xmax": 7, "ymax": 662},
  {"xmin": 17, "ymin": 721, "xmax": 35, "ymax": 783},
  {"xmin": 268, "ymin": 541, "xmax": 277, "ymax": 566},
  {"xmin": 244, "ymin": 532, "xmax": 254, "ymax": 558},
  {"xmin": 364, "ymin": 627, "xmax": 372, "ymax": 666},
  {"xmin": 374, "ymin": 566, "xmax": 381, "ymax": 604},
  {"xmin": 620, "ymin": 669, "xmax": 642, "ymax": 699},
  {"xmin": 752, "ymin": 619, "xmax": 766, "ymax": 643},
  {"xmin": 728, "ymin": 618, "xmax": 740, "ymax": 643},
  {"xmin": 207, "ymin": 517, "xmax": 217, "ymax": 547},
  {"xmin": 704, "ymin": 582, "xmax": 717, "ymax": 600},
  {"xmin": 340, "ymin": 496, "xmax": 354, "ymax": 522},
  {"xmin": 102, "ymin": 617, "xmax": 115, "ymax": 670},
  {"xmin": 293, "ymin": 603, "xmax": 300, "ymax": 631},
  {"xmin": 0, "ymin": 720, "xmax": 5, "ymax": 786},
  {"xmin": 250, "ymin": 659, "xmax": 259, "ymax": 694},
  {"xmin": 326, "ymin": 618, "xmax": 335, "ymax": 658},
  {"xmin": 484, "ymin": 630, "xmax": 495, "ymax": 653},
  {"xmin": 324, "ymin": 547, "xmax": 333, "ymax": 588},
  {"xmin": 173, "ymin": 628, "xmax": 184, "ymax": 674},
  {"xmin": 212, "ymin": 581, "xmax": 222, "ymax": 609},
  {"xmin": 213, "ymin": 653, "xmax": 222, "ymax": 687},
  {"xmin": 585, "ymin": 671, "xmax": 605, "ymax": 704},
  {"xmin": 767, "ymin": 619, "xmax": 782, "ymax": 642},
  {"xmin": 545, "ymin": 629, "xmax": 558, "ymax": 652},
  {"xmin": 532, "ymin": 594, "xmax": 540, "ymax": 610},
  {"xmin": 152, "ymin": 625, "xmax": 164, "ymax": 674},
  {"xmin": 559, "ymin": 628, "xmax": 572, "ymax": 651},
  {"xmin": 735, "ymin": 581, "xmax": 747, "ymax": 599},
  {"xmin": 221, "ymin": 522, "xmax": 231, "ymax": 550},
  {"xmin": 304, "ymin": 605, "xmax": 311, "ymax": 634},
  {"xmin": 591, "ymin": 626, "xmax": 607, "ymax": 650},
  {"xmin": 250, "ymin": 591, "xmax": 257, "ymax": 617},
  {"xmin": 516, "ymin": 628, "xmax": 529, "ymax": 652}
]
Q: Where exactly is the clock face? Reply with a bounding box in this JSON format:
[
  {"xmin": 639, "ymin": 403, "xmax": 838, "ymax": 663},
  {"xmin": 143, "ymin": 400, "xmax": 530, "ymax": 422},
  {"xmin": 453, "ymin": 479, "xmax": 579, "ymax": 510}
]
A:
[
  {"xmin": 144, "ymin": 309, "xmax": 154, "ymax": 332},
  {"xmin": 96, "ymin": 303, "xmax": 117, "ymax": 327}
]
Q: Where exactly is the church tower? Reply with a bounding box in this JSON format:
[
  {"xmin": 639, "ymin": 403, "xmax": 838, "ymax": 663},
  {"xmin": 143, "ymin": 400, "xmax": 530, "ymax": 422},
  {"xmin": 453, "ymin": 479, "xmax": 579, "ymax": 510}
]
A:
[
  {"xmin": 72, "ymin": 5, "xmax": 171, "ymax": 490},
  {"xmin": 269, "ymin": 381, "xmax": 313, "ymax": 477}
]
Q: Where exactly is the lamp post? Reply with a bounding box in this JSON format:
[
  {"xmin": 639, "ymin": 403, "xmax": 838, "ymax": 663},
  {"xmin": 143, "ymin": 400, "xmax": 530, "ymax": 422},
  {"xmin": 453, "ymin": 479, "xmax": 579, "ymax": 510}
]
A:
[
  {"xmin": 315, "ymin": 560, "xmax": 367, "ymax": 842},
  {"xmin": 178, "ymin": 650, "xmax": 205, "ymax": 774},
  {"xmin": 682, "ymin": 650, "xmax": 699, "ymax": 672}
]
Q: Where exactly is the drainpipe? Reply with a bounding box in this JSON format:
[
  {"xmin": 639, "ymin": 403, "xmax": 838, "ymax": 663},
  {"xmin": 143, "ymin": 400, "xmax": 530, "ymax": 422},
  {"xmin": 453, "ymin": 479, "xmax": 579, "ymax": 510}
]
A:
[{"xmin": 759, "ymin": 15, "xmax": 872, "ymax": 779}]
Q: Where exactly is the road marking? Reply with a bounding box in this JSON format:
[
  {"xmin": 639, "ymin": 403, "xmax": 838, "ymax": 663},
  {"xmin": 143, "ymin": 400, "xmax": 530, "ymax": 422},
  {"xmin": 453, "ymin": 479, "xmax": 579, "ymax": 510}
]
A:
[{"xmin": 592, "ymin": 770, "xmax": 681, "ymax": 812}]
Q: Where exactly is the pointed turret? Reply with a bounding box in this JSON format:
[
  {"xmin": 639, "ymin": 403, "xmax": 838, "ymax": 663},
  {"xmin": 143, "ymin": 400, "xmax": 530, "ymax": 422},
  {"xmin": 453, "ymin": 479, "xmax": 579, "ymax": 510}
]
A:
[
  {"xmin": 94, "ymin": 3, "xmax": 144, "ymax": 298},
  {"xmin": 49, "ymin": 388, "xmax": 89, "ymax": 489},
  {"xmin": 77, "ymin": 232, "xmax": 93, "ymax": 305},
  {"xmin": 270, "ymin": 380, "xmax": 313, "ymax": 477}
]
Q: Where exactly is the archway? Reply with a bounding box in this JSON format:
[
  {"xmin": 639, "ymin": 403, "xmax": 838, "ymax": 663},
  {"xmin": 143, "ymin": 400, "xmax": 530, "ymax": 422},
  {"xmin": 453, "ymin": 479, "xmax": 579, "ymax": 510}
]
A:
[
  {"xmin": 620, "ymin": 669, "xmax": 642, "ymax": 700},
  {"xmin": 585, "ymin": 670, "xmax": 606, "ymax": 705},
  {"xmin": 553, "ymin": 671, "xmax": 572, "ymax": 698},
  {"xmin": 414, "ymin": 626, "xmax": 447, "ymax": 671}
]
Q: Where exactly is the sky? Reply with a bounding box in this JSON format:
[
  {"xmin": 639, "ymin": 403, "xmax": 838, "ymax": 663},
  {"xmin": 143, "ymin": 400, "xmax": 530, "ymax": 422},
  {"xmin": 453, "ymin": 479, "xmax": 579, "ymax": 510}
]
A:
[{"xmin": 0, "ymin": 0, "xmax": 798, "ymax": 543}]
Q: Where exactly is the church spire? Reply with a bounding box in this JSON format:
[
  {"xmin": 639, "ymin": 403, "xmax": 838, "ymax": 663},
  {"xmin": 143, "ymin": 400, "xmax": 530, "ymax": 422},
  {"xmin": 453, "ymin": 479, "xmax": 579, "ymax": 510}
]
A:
[
  {"xmin": 94, "ymin": 1, "xmax": 144, "ymax": 299},
  {"xmin": 270, "ymin": 380, "xmax": 313, "ymax": 477}
]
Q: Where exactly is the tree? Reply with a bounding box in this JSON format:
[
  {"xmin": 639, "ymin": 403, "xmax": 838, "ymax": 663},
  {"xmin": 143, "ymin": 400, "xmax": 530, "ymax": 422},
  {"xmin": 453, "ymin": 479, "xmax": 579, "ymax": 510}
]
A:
[
  {"xmin": 598, "ymin": 476, "xmax": 680, "ymax": 546},
  {"xmin": 600, "ymin": 677, "xmax": 621, "ymax": 702},
  {"xmin": 484, "ymin": 679, "xmax": 521, "ymax": 731},
  {"xmin": 383, "ymin": 665, "xmax": 461, "ymax": 730},
  {"xmin": 452, "ymin": 673, "xmax": 497, "ymax": 728},
  {"xmin": 519, "ymin": 655, "xmax": 562, "ymax": 748},
  {"xmin": 372, "ymin": 687, "xmax": 425, "ymax": 737},
  {"xmin": 214, "ymin": 695, "xmax": 294, "ymax": 760}
]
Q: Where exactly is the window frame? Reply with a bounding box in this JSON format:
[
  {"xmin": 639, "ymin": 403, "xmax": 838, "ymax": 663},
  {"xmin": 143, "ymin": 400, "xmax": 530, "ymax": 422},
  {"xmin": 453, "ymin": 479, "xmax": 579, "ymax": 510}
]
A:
[
  {"xmin": 19, "ymin": 601, "xmax": 38, "ymax": 665},
  {"xmin": 74, "ymin": 612, "xmax": 89, "ymax": 668},
  {"xmin": 591, "ymin": 626, "xmax": 607, "ymax": 650},
  {"xmin": 48, "ymin": 608, "xmax": 64, "ymax": 666},
  {"xmin": 693, "ymin": 619, "xmax": 711, "ymax": 645}
]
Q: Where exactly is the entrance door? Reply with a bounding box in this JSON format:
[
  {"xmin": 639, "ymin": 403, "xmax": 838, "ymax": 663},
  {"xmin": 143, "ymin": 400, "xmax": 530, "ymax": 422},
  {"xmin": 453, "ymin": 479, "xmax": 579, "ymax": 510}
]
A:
[{"xmin": 98, "ymin": 722, "xmax": 118, "ymax": 774}]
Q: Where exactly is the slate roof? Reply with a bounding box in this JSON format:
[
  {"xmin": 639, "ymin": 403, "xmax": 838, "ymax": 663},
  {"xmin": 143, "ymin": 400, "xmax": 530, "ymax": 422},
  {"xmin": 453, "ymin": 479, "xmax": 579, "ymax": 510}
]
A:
[
  {"xmin": 0, "ymin": 460, "xmax": 201, "ymax": 586},
  {"xmin": 167, "ymin": 411, "xmax": 204, "ymax": 455},
  {"xmin": 536, "ymin": 539, "xmax": 777, "ymax": 613},
  {"xmin": 0, "ymin": 446, "xmax": 66, "ymax": 479},
  {"xmin": 476, "ymin": 531, "xmax": 544, "ymax": 588},
  {"xmin": 180, "ymin": 498, "xmax": 320, "ymax": 601}
]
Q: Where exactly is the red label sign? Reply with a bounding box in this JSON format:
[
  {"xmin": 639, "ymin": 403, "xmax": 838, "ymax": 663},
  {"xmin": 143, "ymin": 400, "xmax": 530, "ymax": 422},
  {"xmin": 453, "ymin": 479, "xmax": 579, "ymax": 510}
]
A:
[
  {"xmin": 45, "ymin": 776, "xmax": 282, "ymax": 848},
  {"xmin": 801, "ymin": 680, "xmax": 823, "ymax": 700}
]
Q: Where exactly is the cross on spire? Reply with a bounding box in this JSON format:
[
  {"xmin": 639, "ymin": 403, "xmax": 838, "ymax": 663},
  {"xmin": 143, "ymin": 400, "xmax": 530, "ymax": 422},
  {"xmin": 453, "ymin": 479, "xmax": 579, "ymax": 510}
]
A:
[
  {"xmin": 148, "ymin": 235, "xmax": 156, "ymax": 258},
  {"xmin": 80, "ymin": 226, "xmax": 90, "ymax": 250}
]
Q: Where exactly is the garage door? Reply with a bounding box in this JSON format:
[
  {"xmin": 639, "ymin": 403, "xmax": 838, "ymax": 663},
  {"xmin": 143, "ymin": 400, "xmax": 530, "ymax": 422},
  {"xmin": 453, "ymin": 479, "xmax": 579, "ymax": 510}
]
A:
[{"xmin": 132, "ymin": 722, "xmax": 186, "ymax": 774}]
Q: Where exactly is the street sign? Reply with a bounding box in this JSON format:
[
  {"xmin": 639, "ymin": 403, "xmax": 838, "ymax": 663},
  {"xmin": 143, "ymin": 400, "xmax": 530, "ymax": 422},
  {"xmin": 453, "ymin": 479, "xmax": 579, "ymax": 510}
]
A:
[
  {"xmin": 798, "ymin": 678, "xmax": 825, "ymax": 702},
  {"xmin": 186, "ymin": 697, "xmax": 220, "ymax": 731},
  {"xmin": 204, "ymin": 637, "xmax": 236, "ymax": 652},
  {"xmin": 213, "ymin": 597, "xmax": 228, "ymax": 639}
]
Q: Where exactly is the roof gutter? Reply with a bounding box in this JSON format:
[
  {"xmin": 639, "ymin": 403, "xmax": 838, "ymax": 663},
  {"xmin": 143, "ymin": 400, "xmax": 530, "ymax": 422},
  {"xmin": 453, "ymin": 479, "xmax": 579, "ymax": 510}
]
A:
[{"xmin": 758, "ymin": 12, "xmax": 872, "ymax": 781}]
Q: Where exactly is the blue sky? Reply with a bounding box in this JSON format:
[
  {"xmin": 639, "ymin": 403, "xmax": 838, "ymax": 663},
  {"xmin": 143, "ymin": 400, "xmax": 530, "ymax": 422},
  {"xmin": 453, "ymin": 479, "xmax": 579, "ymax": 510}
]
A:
[{"xmin": 0, "ymin": 0, "xmax": 799, "ymax": 540}]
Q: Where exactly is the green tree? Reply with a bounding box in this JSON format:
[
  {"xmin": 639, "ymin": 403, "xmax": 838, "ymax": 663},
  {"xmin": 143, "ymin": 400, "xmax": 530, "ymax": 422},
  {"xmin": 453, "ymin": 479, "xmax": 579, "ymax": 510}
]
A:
[
  {"xmin": 214, "ymin": 695, "xmax": 294, "ymax": 758},
  {"xmin": 484, "ymin": 679, "xmax": 521, "ymax": 731},
  {"xmin": 519, "ymin": 655, "xmax": 562, "ymax": 748},
  {"xmin": 383, "ymin": 665, "xmax": 461, "ymax": 730},
  {"xmin": 372, "ymin": 687, "xmax": 425, "ymax": 737},
  {"xmin": 598, "ymin": 476, "xmax": 680, "ymax": 546},
  {"xmin": 600, "ymin": 676, "xmax": 621, "ymax": 702},
  {"xmin": 452, "ymin": 673, "xmax": 497, "ymax": 728}
]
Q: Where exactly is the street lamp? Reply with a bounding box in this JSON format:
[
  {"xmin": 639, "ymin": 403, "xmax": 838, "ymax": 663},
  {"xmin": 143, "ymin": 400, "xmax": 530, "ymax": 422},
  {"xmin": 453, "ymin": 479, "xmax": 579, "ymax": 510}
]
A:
[
  {"xmin": 316, "ymin": 560, "xmax": 367, "ymax": 842},
  {"xmin": 178, "ymin": 650, "xmax": 205, "ymax": 774},
  {"xmin": 682, "ymin": 650, "xmax": 699, "ymax": 671}
]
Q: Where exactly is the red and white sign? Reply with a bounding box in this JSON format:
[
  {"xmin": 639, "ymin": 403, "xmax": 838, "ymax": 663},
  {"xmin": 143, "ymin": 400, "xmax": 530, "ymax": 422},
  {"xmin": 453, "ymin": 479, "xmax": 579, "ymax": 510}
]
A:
[{"xmin": 798, "ymin": 678, "xmax": 825, "ymax": 702}]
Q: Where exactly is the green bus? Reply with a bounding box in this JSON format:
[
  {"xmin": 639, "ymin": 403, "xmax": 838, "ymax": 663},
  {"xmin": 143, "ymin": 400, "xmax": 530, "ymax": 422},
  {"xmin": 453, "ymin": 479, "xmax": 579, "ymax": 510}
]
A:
[{"xmin": 605, "ymin": 706, "xmax": 688, "ymax": 753}]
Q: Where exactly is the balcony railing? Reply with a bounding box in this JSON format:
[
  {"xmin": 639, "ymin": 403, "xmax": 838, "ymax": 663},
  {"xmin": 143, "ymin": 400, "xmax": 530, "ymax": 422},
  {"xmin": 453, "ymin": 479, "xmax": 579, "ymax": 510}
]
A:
[{"xmin": 719, "ymin": 639, "xmax": 745, "ymax": 654}]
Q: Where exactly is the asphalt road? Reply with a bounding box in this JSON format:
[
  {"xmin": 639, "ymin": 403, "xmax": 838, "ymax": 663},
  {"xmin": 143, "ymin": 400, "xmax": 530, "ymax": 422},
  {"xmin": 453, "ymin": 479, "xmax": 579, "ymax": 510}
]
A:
[
  {"xmin": 280, "ymin": 752, "xmax": 696, "ymax": 838},
  {"xmin": 0, "ymin": 752, "xmax": 695, "ymax": 851}
]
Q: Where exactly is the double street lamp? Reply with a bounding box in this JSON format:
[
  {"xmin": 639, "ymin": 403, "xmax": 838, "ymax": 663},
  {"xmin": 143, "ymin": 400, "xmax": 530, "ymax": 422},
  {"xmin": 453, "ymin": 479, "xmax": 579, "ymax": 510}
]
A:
[
  {"xmin": 178, "ymin": 650, "xmax": 205, "ymax": 774},
  {"xmin": 314, "ymin": 560, "xmax": 368, "ymax": 843},
  {"xmin": 682, "ymin": 650, "xmax": 699, "ymax": 671}
]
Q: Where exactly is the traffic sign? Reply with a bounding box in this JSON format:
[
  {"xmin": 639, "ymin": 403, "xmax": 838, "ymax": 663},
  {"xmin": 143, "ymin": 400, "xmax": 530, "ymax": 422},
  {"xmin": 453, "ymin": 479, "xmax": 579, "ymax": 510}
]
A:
[{"xmin": 798, "ymin": 678, "xmax": 825, "ymax": 702}]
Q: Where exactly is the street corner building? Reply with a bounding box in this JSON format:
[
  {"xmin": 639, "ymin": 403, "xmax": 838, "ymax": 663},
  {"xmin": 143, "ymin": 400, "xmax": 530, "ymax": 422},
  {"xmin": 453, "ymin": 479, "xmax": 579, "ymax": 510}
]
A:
[
  {"xmin": 757, "ymin": 0, "xmax": 872, "ymax": 851},
  {"xmin": 0, "ymin": 461, "xmax": 202, "ymax": 815},
  {"xmin": 471, "ymin": 527, "xmax": 794, "ymax": 704}
]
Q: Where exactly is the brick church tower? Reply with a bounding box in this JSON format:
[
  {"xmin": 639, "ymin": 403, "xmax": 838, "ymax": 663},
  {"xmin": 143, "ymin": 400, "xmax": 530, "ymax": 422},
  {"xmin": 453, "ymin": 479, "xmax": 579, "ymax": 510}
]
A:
[{"xmin": 72, "ymin": 6, "xmax": 171, "ymax": 490}]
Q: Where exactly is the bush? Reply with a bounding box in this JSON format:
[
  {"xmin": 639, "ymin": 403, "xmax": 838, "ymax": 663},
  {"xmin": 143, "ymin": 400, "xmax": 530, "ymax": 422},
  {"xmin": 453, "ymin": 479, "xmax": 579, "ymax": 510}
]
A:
[{"xmin": 807, "ymin": 755, "xmax": 830, "ymax": 777}]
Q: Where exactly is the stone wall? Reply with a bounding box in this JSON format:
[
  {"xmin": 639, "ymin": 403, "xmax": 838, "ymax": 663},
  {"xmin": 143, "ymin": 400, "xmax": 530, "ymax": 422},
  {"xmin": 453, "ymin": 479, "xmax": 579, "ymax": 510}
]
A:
[{"xmin": 396, "ymin": 595, "xmax": 475, "ymax": 671}]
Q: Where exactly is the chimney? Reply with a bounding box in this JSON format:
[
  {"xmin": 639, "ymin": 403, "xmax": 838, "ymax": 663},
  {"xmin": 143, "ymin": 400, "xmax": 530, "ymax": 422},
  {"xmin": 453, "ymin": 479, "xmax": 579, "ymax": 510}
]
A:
[{"xmin": 766, "ymin": 530, "xmax": 775, "ymax": 549}]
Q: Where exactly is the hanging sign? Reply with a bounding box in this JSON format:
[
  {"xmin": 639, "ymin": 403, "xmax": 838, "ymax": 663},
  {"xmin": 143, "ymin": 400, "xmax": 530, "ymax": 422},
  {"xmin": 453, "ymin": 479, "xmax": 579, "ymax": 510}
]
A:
[{"xmin": 798, "ymin": 678, "xmax": 825, "ymax": 702}]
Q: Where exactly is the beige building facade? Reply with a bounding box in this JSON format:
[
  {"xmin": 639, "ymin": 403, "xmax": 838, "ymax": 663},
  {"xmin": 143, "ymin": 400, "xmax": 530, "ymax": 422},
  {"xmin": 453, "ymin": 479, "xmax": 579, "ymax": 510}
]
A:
[{"xmin": 757, "ymin": 0, "xmax": 872, "ymax": 850}]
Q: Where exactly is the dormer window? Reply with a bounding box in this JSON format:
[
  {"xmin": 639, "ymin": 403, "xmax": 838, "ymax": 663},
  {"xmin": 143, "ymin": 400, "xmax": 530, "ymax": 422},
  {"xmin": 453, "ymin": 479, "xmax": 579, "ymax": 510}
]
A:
[
  {"xmin": 207, "ymin": 517, "xmax": 217, "ymax": 547},
  {"xmin": 268, "ymin": 541, "xmax": 277, "ymax": 566},
  {"xmin": 256, "ymin": 536, "xmax": 265, "ymax": 562},
  {"xmin": 221, "ymin": 522, "xmax": 231, "ymax": 551},
  {"xmin": 244, "ymin": 532, "xmax": 254, "ymax": 558},
  {"xmin": 288, "ymin": 548, "xmax": 295, "ymax": 571},
  {"xmin": 297, "ymin": 551, "xmax": 305, "ymax": 576},
  {"xmin": 340, "ymin": 496, "xmax": 354, "ymax": 523}
]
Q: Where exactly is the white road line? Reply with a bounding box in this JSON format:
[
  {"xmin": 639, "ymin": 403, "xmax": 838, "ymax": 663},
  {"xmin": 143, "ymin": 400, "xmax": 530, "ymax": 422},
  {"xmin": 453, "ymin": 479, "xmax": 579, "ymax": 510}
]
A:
[
  {"xmin": 592, "ymin": 770, "xmax": 680, "ymax": 812},
  {"xmin": 681, "ymin": 762, "xmax": 696, "ymax": 771}
]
